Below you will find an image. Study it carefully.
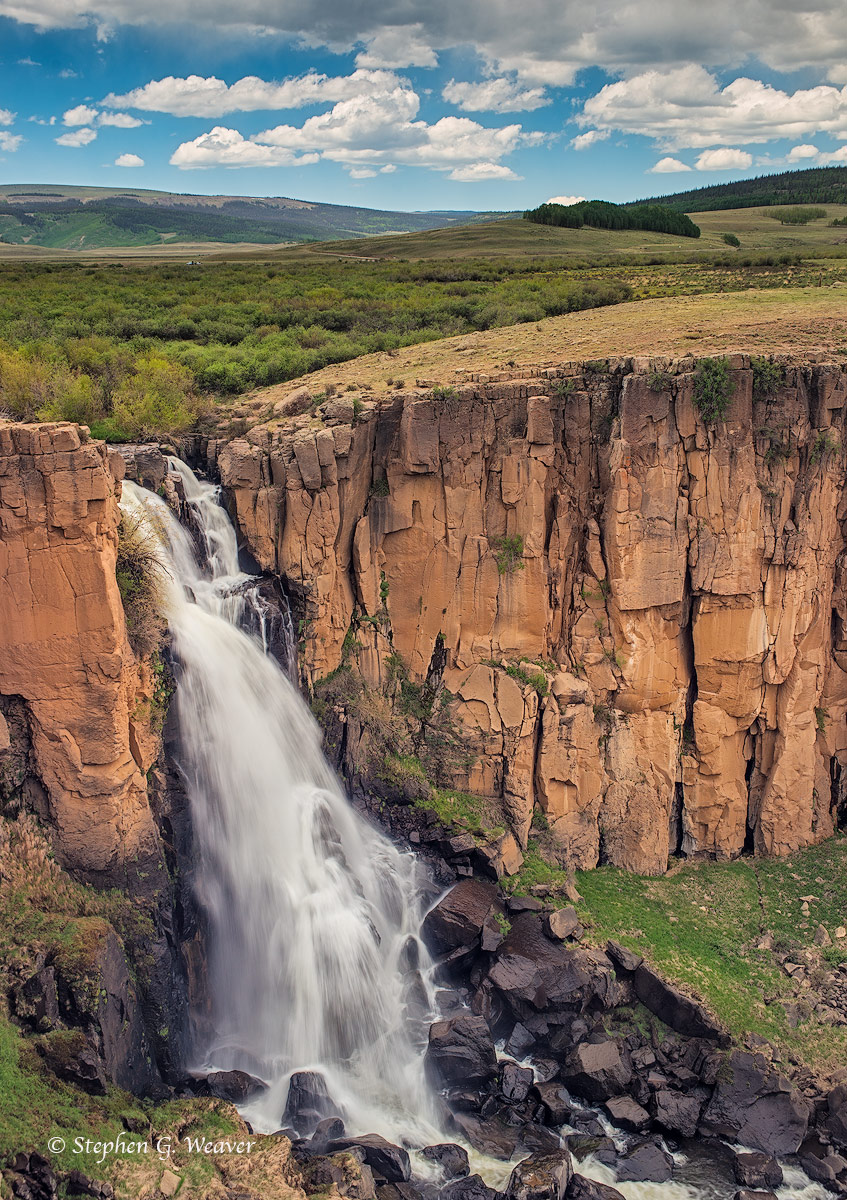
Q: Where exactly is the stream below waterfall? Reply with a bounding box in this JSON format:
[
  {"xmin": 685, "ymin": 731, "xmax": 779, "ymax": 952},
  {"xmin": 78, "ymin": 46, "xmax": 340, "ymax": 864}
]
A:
[{"xmin": 121, "ymin": 461, "xmax": 828, "ymax": 1200}]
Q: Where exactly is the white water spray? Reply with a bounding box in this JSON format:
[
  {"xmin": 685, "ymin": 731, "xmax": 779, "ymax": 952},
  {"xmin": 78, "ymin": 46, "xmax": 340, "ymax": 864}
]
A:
[{"xmin": 122, "ymin": 463, "xmax": 441, "ymax": 1144}]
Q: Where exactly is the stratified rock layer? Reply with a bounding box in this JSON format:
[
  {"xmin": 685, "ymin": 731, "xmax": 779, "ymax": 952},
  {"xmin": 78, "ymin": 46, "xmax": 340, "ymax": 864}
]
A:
[
  {"xmin": 204, "ymin": 354, "xmax": 847, "ymax": 873},
  {"xmin": 0, "ymin": 422, "xmax": 161, "ymax": 885}
]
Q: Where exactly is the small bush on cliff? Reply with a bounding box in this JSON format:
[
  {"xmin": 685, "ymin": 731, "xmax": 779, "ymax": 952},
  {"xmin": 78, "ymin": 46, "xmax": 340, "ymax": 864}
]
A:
[
  {"xmin": 692, "ymin": 356, "xmax": 733, "ymax": 424},
  {"xmin": 115, "ymin": 511, "xmax": 165, "ymax": 656},
  {"xmin": 492, "ymin": 534, "xmax": 525, "ymax": 575},
  {"xmin": 751, "ymin": 355, "xmax": 782, "ymax": 401}
]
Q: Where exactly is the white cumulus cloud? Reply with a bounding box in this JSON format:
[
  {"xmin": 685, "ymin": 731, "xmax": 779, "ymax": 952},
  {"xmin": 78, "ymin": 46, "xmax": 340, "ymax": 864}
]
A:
[
  {"xmin": 63, "ymin": 102, "xmax": 98, "ymax": 125},
  {"xmin": 695, "ymin": 147, "xmax": 753, "ymax": 170},
  {"xmin": 170, "ymin": 126, "xmax": 320, "ymax": 168},
  {"xmin": 0, "ymin": 109, "xmax": 16, "ymax": 124},
  {"xmin": 787, "ymin": 143, "xmax": 821, "ymax": 160},
  {"xmin": 105, "ymin": 69, "xmax": 404, "ymax": 118},
  {"xmin": 448, "ymin": 162, "xmax": 520, "ymax": 181},
  {"xmin": 649, "ymin": 156, "xmax": 692, "ymax": 172},
  {"xmin": 547, "ymin": 194, "xmax": 585, "ymax": 204},
  {"xmin": 570, "ymin": 129, "xmax": 609, "ymax": 151},
  {"xmin": 580, "ymin": 65, "xmax": 847, "ymax": 151},
  {"xmin": 115, "ymin": 151, "xmax": 144, "ymax": 165},
  {"xmin": 55, "ymin": 126, "xmax": 97, "ymax": 146},
  {"xmin": 442, "ymin": 77, "xmax": 549, "ymax": 113},
  {"xmin": 0, "ymin": 131, "xmax": 23, "ymax": 151}
]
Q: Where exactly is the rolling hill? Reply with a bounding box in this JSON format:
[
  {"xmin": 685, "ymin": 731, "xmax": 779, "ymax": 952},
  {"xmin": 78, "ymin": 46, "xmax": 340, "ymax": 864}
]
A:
[
  {"xmin": 0, "ymin": 184, "xmax": 515, "ymax": 250},
  {"xmin": 631, "ymin": 165, "xmax": 847, "ymax": 213}
]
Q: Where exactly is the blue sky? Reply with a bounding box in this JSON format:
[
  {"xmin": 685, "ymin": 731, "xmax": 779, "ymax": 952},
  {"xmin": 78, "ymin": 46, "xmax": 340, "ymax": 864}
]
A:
[{"xmin": 2, "ymin": 1, "xmax": 847, "ymax": 211}]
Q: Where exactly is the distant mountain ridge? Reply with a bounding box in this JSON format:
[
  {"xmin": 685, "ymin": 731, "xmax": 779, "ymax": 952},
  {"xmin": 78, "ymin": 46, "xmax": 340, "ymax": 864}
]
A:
[
  {"xmin": 631, "ymin": 165, "xmax": 847, "ymax": 213},
  {"xmin": 0, "ymin": 183, "xmax": 515, "ymax": 249}
]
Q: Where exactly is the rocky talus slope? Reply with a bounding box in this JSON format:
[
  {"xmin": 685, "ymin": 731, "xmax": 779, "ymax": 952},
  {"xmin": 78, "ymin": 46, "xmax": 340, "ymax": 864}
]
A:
[{"xmin": 203, "ymin": 354, "xmax": 847, "ymax": 874}]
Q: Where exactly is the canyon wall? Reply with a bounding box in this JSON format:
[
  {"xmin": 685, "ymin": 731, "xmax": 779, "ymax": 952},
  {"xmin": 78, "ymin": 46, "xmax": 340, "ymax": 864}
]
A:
[
  {"xmin": 204, "ymin": 354, "xmax": 847, "ymax": 875},
  {"xmin": 0, "ymin": 422, "xmax": 165, "ymax": 887}
]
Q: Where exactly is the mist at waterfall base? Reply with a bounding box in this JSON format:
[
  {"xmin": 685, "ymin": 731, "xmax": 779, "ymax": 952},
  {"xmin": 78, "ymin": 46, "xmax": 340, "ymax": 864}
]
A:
[{"xmin": 122, "ymin": 464, "xmax": 828, "ymax": 1200}]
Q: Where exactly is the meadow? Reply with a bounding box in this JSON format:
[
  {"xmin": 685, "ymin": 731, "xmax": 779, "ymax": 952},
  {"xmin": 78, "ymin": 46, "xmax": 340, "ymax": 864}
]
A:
[{"xmin": 2, "ymin": 205, "xmax": 847, "ymax": 441}]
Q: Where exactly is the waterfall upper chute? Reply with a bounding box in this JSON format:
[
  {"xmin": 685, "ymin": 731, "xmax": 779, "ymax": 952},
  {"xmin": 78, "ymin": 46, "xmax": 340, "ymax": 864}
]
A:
[{"xmin": 121, "ymin": 465, "xmax": 440, "ymax": 1145}]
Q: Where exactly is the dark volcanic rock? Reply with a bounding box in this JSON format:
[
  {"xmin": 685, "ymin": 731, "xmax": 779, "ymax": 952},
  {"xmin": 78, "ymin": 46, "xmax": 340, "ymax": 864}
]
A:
[
  {"xmin": 603, "ymin": 1096, "xmax": 650, "ymax": 1132},
  {"xmin": 37, "ymin": 1030, "xmax": 108, "ymax": 1095},
  {"xmin": 311, "ymin": 1117, "xmax": 347, "ymax": 1148},
  {"xmin": 283, "ymin": 1071, "xmax": 341, "ymax": 1136},
  {"xmin": 652, "ymin": 1088, "xmax": 702, "ymax": 1138},
  {"xmin": 440, "ymin": 1174, "xmax": 498, "ymax": 1200},
  {"xmin": 12, "ymin": 966, "xmax": 60, "ymax": 1032},
  {"xmin": 560, "ymin": 1041, "xmax": 631, "ymax": 1103},
  {"xmin": 420, "ymin": 1144, "xmax": 470, "ymax": 1179},
  {"xmin": 634, "ymin": 964, "xmax": 726, "ymax": 1043},
  {"xmin": 531, "ymin": 1081, "xmax": 573, "ymax": 1126},
  {"xmin": 733, "ymin": 1193, "xmax": 778, "ymax": 1200},
  {"xmin": 505, "ymin": 1149, "xmax": 573, "ymax": 1200},
  {"xmin": 732, "ymin": 1151, "xmax": 783, "ymax": 1190},
  {"xmin": 500, "ymin": 1061, "xmax": 534, "ymax": 1102},
  {"xmin": 450, "ymin": 1112, "xmax": 520, "ymax": 1160},
  {"xmin": 485, "ymin": 914, "xmax": 614, "ymax": 1022},
  {"xmin": 205, "ymin": 1069, "xmax": 267, "ymax": 1104},
  {"xmin": 426, "ymin": 1014, "xmax": 498, "ymax": 1089},
  {"xmin": 615, "ymin": 1141, "xmax": 674, "ymax": 1184},
  {"xmin": 566, "ymin": 1176, "xmax": 625, "ymax": 1200},
  {"xmin": 699, "ymin": 1051, "xmax": 810, "ymax": 1155},
  {"xmin": 605, "ymin": 942, "xmax": 643, "ymax": 974},
  {"xmin": 327, "ymin": 1136, "xmax": 411, "ymax": 1183},
  {"xmin": 827, "ymin": 1083, "xmax": 847, "ymax": 1149},
  {"xmin": 422, "ymin": 881, "xmax": 498, "ymax": 959}
]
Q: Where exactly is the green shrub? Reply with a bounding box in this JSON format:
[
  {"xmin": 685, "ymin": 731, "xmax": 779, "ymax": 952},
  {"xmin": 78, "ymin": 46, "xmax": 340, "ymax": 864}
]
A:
[
  {"xmin": 751, "ymin": 356, "xmax": 782, "ymax": 401},
  {"xmin": 811, "ymin": 430, "xmax": 839, "ymax": 464},
  {"xmin": 492, "ymin": 534, "xmax": 525, "ymax": 575},
  {"xmin": 647, "ymin": 369, "xmax": 673, "ymax": 391},
  {"xmin": 722, "ymin": 233, "xmax": 741, "ymax": 247},
  {"xmin": 115, "ymin": 511, "xmax": 165, "ymax": 656},
  {"xmin": 693, "ymin": 356, "xmax": 733, "ymax": 424},
  {"xmin": 769, "ymin": 206, "xmax": 826, "ymax": 225}
]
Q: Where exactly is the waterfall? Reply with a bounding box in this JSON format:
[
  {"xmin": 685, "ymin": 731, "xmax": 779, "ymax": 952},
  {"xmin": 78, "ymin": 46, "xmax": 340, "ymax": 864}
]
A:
[{"xmin": 121, "ymin": 463, "xmax": 441, "ymax": 1145}]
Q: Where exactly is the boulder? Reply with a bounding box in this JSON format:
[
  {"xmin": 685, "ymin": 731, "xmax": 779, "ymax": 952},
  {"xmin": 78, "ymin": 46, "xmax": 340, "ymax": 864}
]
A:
[
  {"xmin": 605, "ymin": 942, "xmax": 643, "ymax": 974},
  {"xmin": 699, "ymin": 1051, "xmax": 810, "ymax": 1155},
  {"xmin": 282, "ymin": 1071, "xmax": 341, "ymax": 1136},
  {"xmin": 306, "ymin": 1152, "xmax": 376, "ymax": 1199},
  {"xmin": 544, "ymin": 908, "xmax": 582, "ymax": 941},
  {"xmin": 500, "ymin": 1061, "xmax": 534, "ymax": 1102},
  {"xmin": 115, "ymin": 444, "xmax": 167, "ymax": 490},
  {"xmin": 440, "ymin": 1175, "xmax": 498, "ymax": 1200},
  {"xmin": 66, "ymin": 1168, "xmax": 115, "ymax": 1197},
  {"xmin": 205, "ymin": 1069, "xmax": 267, "ymax": 1104},
  {"xmin": 426, "ymin": 1014, "xmax": 498, "ymax": 1089},
  {"xmin": 827, "ymin": 1083, "xmax": 847, "ymax": 1148},
  {"xmin": 532, "ymin": 1081, "xmax": 573, "ymax": 1126},
  {"xmin": 485, "ymin": 915, "xmax": 614, "ymax": 1022},
  {"xmin": 733, "ymin": 1193, "xmax": 777, "ymax": 1200},
  {"xmin": 327, "ymin": 1136, "xmax": 411, "ymax": 1184},
  {"xmin": 311, "ymin": 1117, "xmax": 347, "ymax": 1148},
  {"xmin": 652, "ymin": 1088, "xmax": 702, "ymax": 1138},
  {"xmin": 565, "ymin": 1176, "xmax": 625, "ymax": 1200},
  {"xmin": 37, "ymin": 1030, "xmax": 107, "ymax": 1095},
  {"xmin": 420, "ymin": 1144, "xmax": 470, "ymax": 1179},
  {"xmin": 603, "ymin": 1096, "xmax": 650, "ymax": 1132},
  {"xmin": 633, "ymin": 964, "xmax": 726, "ymax": 1042},
  {"xmin": 732, "ymin": 1152, "xmax": 782, "ymax": 1190},
  {"xmin": 13, "ymin": 966, "xmax": 60, "ymax": 1032},
  {"xmin": 615, "ymin": 1141, "xmax": 674, "ymax": 1184},
  {"xmin": 422, "ymin": 881, "xmax": 498, "ymax": 960},
  {"xmin": 450, "ymin": 1112, "xmax": 519, "ymax": 1160},
  {"xmin": 560, "ymin": 1041, "xmax": 631, "ymax": 1103},
  {"xmin": 506, "ymin": 1150, "xmax": 573, "ymax": 1200}
]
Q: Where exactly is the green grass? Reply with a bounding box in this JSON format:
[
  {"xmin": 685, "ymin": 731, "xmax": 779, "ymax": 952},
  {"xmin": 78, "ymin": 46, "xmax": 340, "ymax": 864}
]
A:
[
  {"xmin": 570, "ymin": 836, "xmax": 847, "ymax": 1074},
  {"xmin": 419, "ymin": 787, "xmax": 505, "ymax": 838}
]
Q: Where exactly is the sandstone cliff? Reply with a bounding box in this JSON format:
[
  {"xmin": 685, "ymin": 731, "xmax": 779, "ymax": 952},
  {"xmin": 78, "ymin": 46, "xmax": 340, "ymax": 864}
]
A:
[
  {"xmin": 0, "ymin": 422, "xmax": 165, "ymax": 886},
  {"xmin": 202, "ymin": 354, "xmax": 847, "ymax": 875}
]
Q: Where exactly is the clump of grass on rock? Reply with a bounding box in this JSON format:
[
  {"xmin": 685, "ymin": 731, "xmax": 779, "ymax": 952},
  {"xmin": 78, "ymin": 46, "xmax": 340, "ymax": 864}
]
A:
[{"xmin": 115, "ymin": 511, "xmax": 165, "ymax": 656}]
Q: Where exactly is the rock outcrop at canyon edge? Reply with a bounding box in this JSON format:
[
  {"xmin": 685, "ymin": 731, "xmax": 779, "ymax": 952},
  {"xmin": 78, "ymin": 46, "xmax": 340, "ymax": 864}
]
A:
[
  {"xmin": 204, "ymin": 354, "xmax": 847, "ymax": 875},
  {"xmin": 0, "ymin": 422, "xmax": 162, "ymax": 886}
]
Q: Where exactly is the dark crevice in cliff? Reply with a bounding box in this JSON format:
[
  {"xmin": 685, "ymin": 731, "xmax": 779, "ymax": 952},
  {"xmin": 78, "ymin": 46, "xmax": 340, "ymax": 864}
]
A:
[{"xmin": 743, "ymin": 748, "xmax": 757, "ymax": 855}]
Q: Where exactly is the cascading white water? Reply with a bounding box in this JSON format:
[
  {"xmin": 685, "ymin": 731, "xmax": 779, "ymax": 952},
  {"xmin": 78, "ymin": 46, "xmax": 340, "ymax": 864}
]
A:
[{"xmin": 121, "ymin": 464, "xmax": 441, "ymax": 1146}]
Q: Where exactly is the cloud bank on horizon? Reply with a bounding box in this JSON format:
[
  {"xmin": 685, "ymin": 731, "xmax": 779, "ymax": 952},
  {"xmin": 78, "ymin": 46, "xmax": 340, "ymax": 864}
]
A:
[{"xmin": 2, "ymin": 0, "xmax": 847, "ymax": 207}]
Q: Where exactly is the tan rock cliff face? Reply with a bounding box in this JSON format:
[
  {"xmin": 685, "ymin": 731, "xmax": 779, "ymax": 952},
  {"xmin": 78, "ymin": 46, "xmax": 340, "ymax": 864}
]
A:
[
  {"xmin": 204, "ymin": 355, "xmax": 847, "ymax": 875},
  {"xmin": 0, "ymin": 422, "xmax": 162, "ymax": 885}
]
